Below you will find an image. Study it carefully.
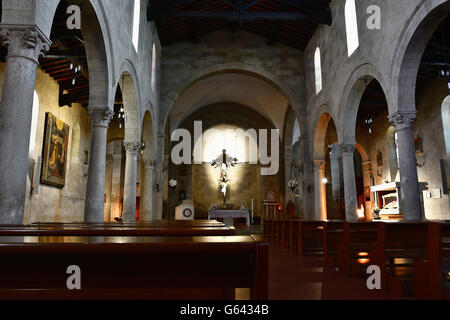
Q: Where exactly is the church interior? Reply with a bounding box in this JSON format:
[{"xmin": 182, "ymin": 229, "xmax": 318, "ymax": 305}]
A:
[{"xmin": 0, "ymin": 0, "xmax": 449, "ymax": 302}]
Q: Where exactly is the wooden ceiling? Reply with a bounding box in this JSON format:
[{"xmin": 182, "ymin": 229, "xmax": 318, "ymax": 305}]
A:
[{"xmin": 148, "ymin": 0, "xmax": 332, "ymax": 50}]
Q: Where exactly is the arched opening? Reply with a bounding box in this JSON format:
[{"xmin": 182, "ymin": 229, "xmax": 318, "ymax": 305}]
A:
[
  {"xmin": 151, "ymin": 43, "xmax": 157, "ymax": 92},
  {"xmin": 140, "ymin": 110, "xmax": 156, "ymax": 221},
  {"xmin": 21, "ymin": 0, "xmax": 107, "ymax": 223},
  {"xmin": 344, "ymin": 0, "xmax": 359, "ymax": 57},
  {"xmin": 164, "ymin": 70, "xmax": 291, "ymax": 224},
  {"xmin": 354, "ymin": 79, "xmax": 391, "ymax": 220},
  {"xmin": 313, "ymin": 112, "xmax": 339, "ymax": 220},
  {"xmin": 104, "ymin": 72, "xmax": 140, "ymax": 222}
]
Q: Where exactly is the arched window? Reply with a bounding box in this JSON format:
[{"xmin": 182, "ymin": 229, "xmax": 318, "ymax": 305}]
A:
[
  {"xmin": 314, "ymin": 47, "xmax": 322, "ymax": 94},
  {"xmin": 344, "ymin": 0, "xmax": 359, "ymax": 57},
  {"xmin": 151, "ymin": 43, "xmax": 157, "ymax": 91},
  {"xmin": 292, "ymin": 119, "xmax": 301, "ymax": 146},
  {"xmin": 29, "ymin": 90, "xmax": 39, "ymax": 160},
  {"xmin": 132, "ymin": 0, "xmax": 141, "ymax": 52},
  {"xmin": 442, "ymin": 96, "xmax": 450, "ymax": 170}
]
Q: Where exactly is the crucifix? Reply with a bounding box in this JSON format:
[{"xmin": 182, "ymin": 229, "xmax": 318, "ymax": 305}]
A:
[{"xmin": 211, "ymin": 149, "xmax": 238, "ymax": 208}]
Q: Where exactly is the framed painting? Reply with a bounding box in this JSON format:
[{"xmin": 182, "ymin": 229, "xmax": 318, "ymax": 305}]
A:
[{"xmin": 41, "ymin": 112, "xmax": 70, "ymax": 188}]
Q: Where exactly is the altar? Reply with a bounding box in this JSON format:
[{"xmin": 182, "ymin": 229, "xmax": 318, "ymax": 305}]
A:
[{"xmin": 208, "ymin": 209, "xmax": 250, "ymax": 227}]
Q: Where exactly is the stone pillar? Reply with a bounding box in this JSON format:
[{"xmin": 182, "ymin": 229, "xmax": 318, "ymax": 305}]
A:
[
  {"xmin": 85, "ymin": 108, "xmax": 114, "ymax": 222},
  {"xmin": 110, "ymin": 154, "xmax": 123, "ymax": 221},
  {"xmin": 0, "ymin": 26, "xmax": 51, "ymax": 224},
  {"xmin": 154, "ymin": 131, "xmax": 165, "ymax": 220},
  {"xmin": 389, "ymin": 112, "xmax": 422, "ymax": 221},
  {"xmin": 122, "ymin": 143, "xmax": 140, "ymax": 222},
  {"xmin": 313, "ymin": 160, "xmax": 326, "ymax": 220},
  {"xmin": 140, "ymin": 160, "xmax": 156, "ymax": 221},
  {"xmin": 340, "ymin": 144, "xmax": 358, "ymax": 222},
  {"xmin": 329, "ymin": 144, "xmax": 342, "ymax": 216}
]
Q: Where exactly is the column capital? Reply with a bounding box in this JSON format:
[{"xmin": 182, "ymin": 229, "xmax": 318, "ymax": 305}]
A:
[
  {"xmin": 389, "ymin": 111, "xmax": 416, "ymax": 131},
  {"xmin": 0, "ymin": 25, "xmax": 51, "ymax": 64},
  {"xmin": 329, "ymin": 144, "xmax": 342, "ymax": 159},
  {"xmin": 339, "ymin": 144, "xmax": 356, "ymax": 155},
  {"xmin": 124, "ymin": 142, "xmax": 140, "ymax": 154},
  {"xmin": 89, "ymin": 108, "xmax": 114, "ymax": 128},
  {"xmin": 313, "ymin": 160, "xmax": 326, "ymax": 170}
]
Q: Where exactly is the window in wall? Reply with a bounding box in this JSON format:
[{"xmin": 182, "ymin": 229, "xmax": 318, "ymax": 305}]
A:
[
  {"xmin": 345, "ymin": 0, "xmax": 359, "ymax": 57},
  {"xmin": 151, "ymin": 43, "xmax": 157, "ymax": 92},
  {"xmin": 132, "ymin": 0, "xmax": 140, "ymax": 52},
  {"xmin": 292, "ymin": 119, "xmax": 301, "ymax": 146},
  {"xmin": 314, "ymin": 47, "xmax": 323, "ymax": 94},
  {"xmin": 29, "ymin": 90, "xmax": 39, "ymax": 160},
  {"xmin": 442, "ymin": 96, "xmax": 450, "ymax": 170}
]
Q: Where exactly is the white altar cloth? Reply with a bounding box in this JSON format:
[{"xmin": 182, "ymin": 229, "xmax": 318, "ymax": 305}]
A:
[{"xmin": 208, "ymin": 209, "xmax": 250, "ymax": 227}]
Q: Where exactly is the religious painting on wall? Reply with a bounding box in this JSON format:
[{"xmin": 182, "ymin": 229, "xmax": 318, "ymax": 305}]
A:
[
  {"xmin": 41, "ymin": 112, "xmax": 70, "ymax": 188},
  {"xmin": 376, "ymin": 151, "xmax": 383, "ymax": 167}
]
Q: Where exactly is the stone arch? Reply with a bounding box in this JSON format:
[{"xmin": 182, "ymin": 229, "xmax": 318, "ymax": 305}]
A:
[
  {"xmin": 355, "ymin": 143, "xmax": 369, "ymax": 162},
  {"xmin": 162, "ymin": 63, "xmax": 305, "ymax": 134},
  {"xmin": 114, "ymin": 60, "xmax": 142, "ymax": 144},
  {"xmin": 42, "ymin": 1, "xmax": 112, "ymax": 109},
  {"xmin": 339, "ymin": 63, "xmax": 389, "ymax": 145},
  {"xmin": 390, "ymin": 0, "xmax": 450, "ymax": 113},
  {"xmin": 141, "ymin": 110, "xmax": 155, "ymax": 162},
  {"xmin": 313, "ymin": 109, "xmax": 338, "ymax": 161}
]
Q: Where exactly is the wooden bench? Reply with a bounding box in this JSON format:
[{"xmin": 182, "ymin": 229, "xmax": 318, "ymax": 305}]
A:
[
  {"xmin": 297, "ymin": 221, "xmax": 324, "ymax": 256},
  {"xmin": 338, "ymin": 221, "xmax": 379, "ymax": 276},
  {"xmin": 323, "ymin": 220, "xmax": 344, "ymax": 268},
  {"xmin": 414, "ymin": 222, "xmax": 450, "ymax": 299},
  {"xmin": 0, "ymin": 224, "xmax": 236, "ymax": 237},
  {"xmin": 0, "ymin": 234, "xmax": 268, "ymax": 300},
  {"xmin": 372, "ymin": 222, "xmax": 428, "ymax": 296}
]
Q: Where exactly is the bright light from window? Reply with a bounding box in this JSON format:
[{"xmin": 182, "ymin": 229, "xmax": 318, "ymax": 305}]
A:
[
  {"xmin": 292, "ymin": 119, "xmax": 300, "ymax": 146},
  {"xmin": 29, "ymin": 91, "xmax": 39, "ymax": 159},
  {"xmin": 151, "ymin": 43, "xmax": 156, "ymax": 91},
  {"xmin": 195, "ymin": 124, "xmax": 258, "ymax": 163},
  {"xmin": 345, "ymin": 0, "xmax": 359, "ymax": 57},
  {"xmin": 132, "ymin": 0, "xmax": 140, "ymax": 52},
  {"xmin": 314, "ymin": 47, "xmax": 322, "ymax": 94}
]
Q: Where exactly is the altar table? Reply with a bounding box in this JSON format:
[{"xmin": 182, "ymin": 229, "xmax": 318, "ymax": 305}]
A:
[{"xmin": 208, "ymin": 209, "xmax": 250, "ymax": 227}]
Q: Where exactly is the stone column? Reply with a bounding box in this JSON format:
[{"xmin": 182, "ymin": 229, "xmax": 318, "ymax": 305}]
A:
[
  {"xmin": 340, "ymin": 144, "xmax": 358, "ymax": 222},
  {"xmin": 329, "ymin": 144, "xmax": 342, "ymax": 216},
  {"xmin": 85, "ymin": 108, "xmax": 114, "ymax": 222},
  {"xmin": 154, "ymin": 131, "xmax": 165, "ymax": 220},
  {"xmin": 313, "ymin": 160, "xmax": 326, "ymax": 221},
  {"xmin": 389, "ymin": 112, "xmax": 422, "ymax": 221},
  {"xmin": 140, "ymin": 160, "xmax": 156, "ymax": 221},
  {"xmin": 110, "ymin": 154, "xmax": 123, "ymax": 221},
  {"xmin": 0, "ymin": 26, "xmax": 51, "ymax": 224},
  {"xmin": 122, "ymin": 143, "xmax": 140, "ymax": 222}
]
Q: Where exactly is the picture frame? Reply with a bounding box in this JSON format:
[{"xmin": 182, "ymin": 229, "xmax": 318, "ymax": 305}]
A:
[{"xmin": 41, "ymin": 112, "xmax": 70, "ymax": 188}]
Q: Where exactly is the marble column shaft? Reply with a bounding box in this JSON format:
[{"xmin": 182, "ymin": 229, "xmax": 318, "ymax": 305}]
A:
[
  {"xmin": 329, "ymin": 144, "xmax": 342, "ymax": 215},
  {"xmin": 0, "ymin": 26, "xmax": 50, "ymax": 224},
  {"xmin": 122, "ymin": 142, "xmax": 140, "ymax": 222},
  {"xmin": 140, "ymin": 160, "xmax": 156, "ymax": 221},
  {"xmin": 389, "ymin": 112, "xmax": 422, "ymax": 221},
  {"xmin": 340, "ymin": 144, "xmax": 358, "ymax": 222},
  {"xmin": 85, "ymin": 108, "xmax": 114, "ymax": 222}
]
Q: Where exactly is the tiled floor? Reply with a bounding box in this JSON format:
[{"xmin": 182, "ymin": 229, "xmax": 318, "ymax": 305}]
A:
[{"xmin": 269, "ymin": 246, "xmax": 408, "ymax": 300}]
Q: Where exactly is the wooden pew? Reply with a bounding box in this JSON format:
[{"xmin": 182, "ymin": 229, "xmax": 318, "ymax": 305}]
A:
[
  {"xmin": 0, "ymin": 224, "xmax": 236, "ymax": 237},
  {"xmin": 323, "ymin": 220, "xmax": 344, "ymax": 268},
  {"xmin": 297, "ymin": 221, "xmax": 324, "ymax": 256},
  {"xmin": 414, "ymin": 222, "xmax": 450, "ymax": 299},
  {"xmin": 0, "ymin": 235, "xmax": 268, "ymax": 300},
  {"xmin": 372, "ymin": 222, "xmax": 428, "ymax": 296},
  {"xmin": 338, "ymin": 221, "xmax": 379, "ymax": 276}
]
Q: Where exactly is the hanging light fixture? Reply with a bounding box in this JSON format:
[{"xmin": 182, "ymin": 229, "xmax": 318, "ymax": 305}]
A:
[{"xmin": 363, "ymin": 79, "xmax": 374, "ymax": 134}]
